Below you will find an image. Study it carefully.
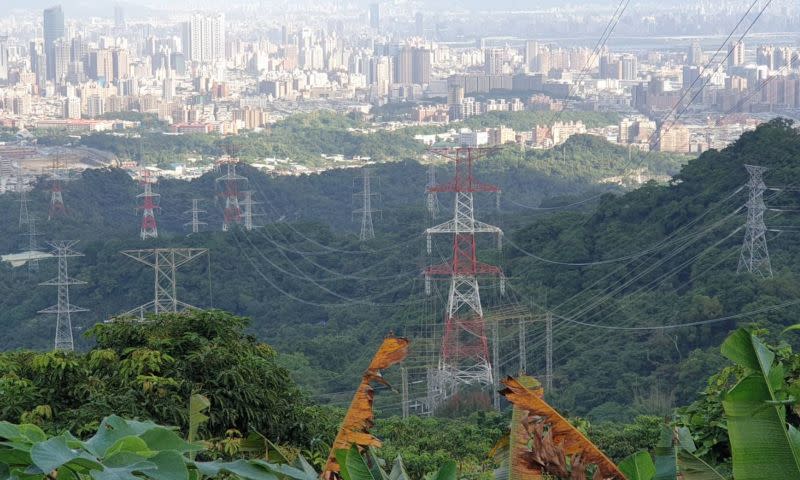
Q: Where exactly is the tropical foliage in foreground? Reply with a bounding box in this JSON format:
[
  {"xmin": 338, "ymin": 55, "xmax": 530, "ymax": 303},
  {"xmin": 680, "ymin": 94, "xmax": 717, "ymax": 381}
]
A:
[
  {"xmin": 616, "ymin": 326, "xmax": 800, "ymax": 480},
  {"xmin": 0, "ymin": 415, "xmax": 456, "ymax": 480},
  {"xmin": 0, "ymin": 311, "xmax": 330, "ymax": 446}
]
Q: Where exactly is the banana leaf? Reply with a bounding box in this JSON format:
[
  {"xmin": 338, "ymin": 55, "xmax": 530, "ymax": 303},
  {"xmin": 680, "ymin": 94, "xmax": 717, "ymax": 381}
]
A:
[{"xmin": 720, "ymin": 328, "xmax": 800, "ymax": 480}]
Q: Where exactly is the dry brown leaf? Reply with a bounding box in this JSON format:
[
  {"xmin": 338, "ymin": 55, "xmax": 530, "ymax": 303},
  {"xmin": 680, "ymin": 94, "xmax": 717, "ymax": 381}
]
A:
[
  {"xmin": 500, "ymin": 376, "xmax": 625, "ymax": 480},
  {"xmin": 321, "ymin": 336, "xmax": 410, "ymax": 479}
]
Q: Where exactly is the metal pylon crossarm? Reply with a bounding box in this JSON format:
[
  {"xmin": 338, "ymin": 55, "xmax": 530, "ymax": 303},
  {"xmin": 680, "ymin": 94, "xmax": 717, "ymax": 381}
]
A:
[{"xmin": 117, "ymin": 248, "xmax": 209, "ymax": 319}]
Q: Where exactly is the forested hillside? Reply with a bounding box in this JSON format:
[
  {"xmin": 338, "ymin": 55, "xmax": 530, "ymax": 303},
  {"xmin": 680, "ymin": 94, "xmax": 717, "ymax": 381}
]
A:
[{"xmin": 2, "ymin": 119, "xmax": 799, "ymax": 422}]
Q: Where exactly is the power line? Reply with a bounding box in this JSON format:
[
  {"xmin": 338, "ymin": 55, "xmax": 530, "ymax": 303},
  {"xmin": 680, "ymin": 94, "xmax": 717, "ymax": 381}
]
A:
[{"xmin": 657, "ymin": 0, "xmax": 773, "ymax": 140}]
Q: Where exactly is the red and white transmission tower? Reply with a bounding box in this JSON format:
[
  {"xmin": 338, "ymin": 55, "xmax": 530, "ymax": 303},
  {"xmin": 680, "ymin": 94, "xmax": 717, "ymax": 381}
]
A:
[
  {"xmin": 137, "ymin": 169, "xmax": 160, "ymax": 239},
  {"xmin": 215, "ymin": 160, "xmax": 247, "ymax": 231},
  {"xmin": 424, "ymin": 147, "xmax": 504, "ymax": 409},
  {"xmin": 48, "ymin": 157, "xmax": 68, "ymax": 220}
]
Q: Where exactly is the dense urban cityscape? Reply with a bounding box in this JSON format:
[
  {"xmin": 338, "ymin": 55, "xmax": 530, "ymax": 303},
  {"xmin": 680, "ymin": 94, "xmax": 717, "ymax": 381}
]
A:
[{"xmin": 0, "ymin": 1, "xmax": 799, "ymax": 183}]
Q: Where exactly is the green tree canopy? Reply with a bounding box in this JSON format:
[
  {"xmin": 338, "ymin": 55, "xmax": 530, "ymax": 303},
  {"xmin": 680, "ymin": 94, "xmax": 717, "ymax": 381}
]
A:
[{"xmin": 0, "ymin": 310, "xmax": 329, "ymax": 447}]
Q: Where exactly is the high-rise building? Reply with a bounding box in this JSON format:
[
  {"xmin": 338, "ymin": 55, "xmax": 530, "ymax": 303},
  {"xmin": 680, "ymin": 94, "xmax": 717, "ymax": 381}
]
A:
[
  {"xmin": 112, "ymin": 48, "xmax": 128, "ymax": 82},
  {"xmin": 688, "ymin": 40, "xmax": 703, "ymax": 66},
  {"xmin": 369, "ymin": 3, "xmax": 380, "ymax": 30},
  {"xmin": 484, "ymin": 48, "xmax": 503, "ymax": 75},
  {"xmin": 182, "ymin": 13, "xmax": 225, "ymax": 63},
  {"xmin": 620, "ymin": 54, "xmax": 637, "ymax": 80},
  {"xmin": 89, "ymin": 49, "xmax": 114, "ymax": 81},
  {"xmin": 0, "ymin": 36, "xmax": 8, "ymax": 82},
  {"xmin": 371, "ymin": 55, "xmax": 391, "ymax": 96},
  {"xmin": 43, "ymin": 5, "xmax": 65, "ymax": 81},
  {"xmin": 86, "ymin": 94, "xmax": 105, "ymax": 117},
  {"xmin": 682, "ymin": 65, "xmax": 700, "ymax": 89},
  {"xmin": 114, "ymin": 4, "xmax": 125, "ymax": 29},
  {"xmin": 63, "ymin": 96, "xmax": 81, "ymax": 118},
  {"xmin": 53, "ymin": 39, "xmax": 70, "ymax": 83},
  {"xmin": 412, "ymin": 47, "xmax": 431, "ymax": 84},
  {"xmin": 414, "ymin": 12, "xmax": 423, "ymax": 37},
  {"xmin": 774, "ymin": 47, "xmax": 789, "ymax": 69},
  {"xmin": 70, "ymin": 36, "xmax": 88, "ymax": 65},
  {"xmin": 525, "ymin": 40, "xmax": 538, "ymax": 72},
  {"xmin": 394, "ymin": 46, "xmax": 413, "ymax": 84},
  {"xmin": 757, "ymin": 45, "xmax": 774, "ymax": 70},
  {"xmin": 728, "ymin": 40, "xmax": 745, "ymax": 68},
  {"xmin": 30, "ymin": 40, "xmax": 47, "ymax": 90}
]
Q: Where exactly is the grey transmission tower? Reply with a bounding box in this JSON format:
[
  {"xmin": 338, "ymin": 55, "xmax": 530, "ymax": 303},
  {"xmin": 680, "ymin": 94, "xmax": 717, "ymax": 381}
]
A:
[
  {"xmin": 184, "ymin": 199, "xmax": 207, "ymax": 235},
  {"xmin": 24, "ymin": 215, "xmax": 41, "ymax": 273},
  {"xmin": 240, "ymin": 191, "xmax": 263, "ymax": 231},
  {"xmin": 353, "ymin": 167, "xmax": 379, "ymax": 241},
  {"xmin": 38, "ymin": 241, "xmax": 87, "ymax": 351},
  {"xmin": 115, "ymin": 248, "xmax": 208, "ymax": 320},
  {"xmin": 17, "ymin": 166, "xmax": 29, "ymax": 228},
  {"xmin": 737, "ymin": 164, "xmax": 772, "ymax": 278}
]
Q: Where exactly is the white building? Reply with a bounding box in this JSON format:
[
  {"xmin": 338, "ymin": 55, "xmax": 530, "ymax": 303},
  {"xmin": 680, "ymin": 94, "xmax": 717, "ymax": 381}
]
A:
[
  {"xmin": 458, "ymin": 129, "xmax": 489, "ymax": 147},
  {"xmin": 182, "ymin": 13, "xmax": 225, "ymax": 63}
]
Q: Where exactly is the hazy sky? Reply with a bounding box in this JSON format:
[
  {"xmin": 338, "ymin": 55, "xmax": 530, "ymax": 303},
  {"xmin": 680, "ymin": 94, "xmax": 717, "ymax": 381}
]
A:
[{"xmin": 4, "ymin": 0, "xmax": 639, "ymax": 16}]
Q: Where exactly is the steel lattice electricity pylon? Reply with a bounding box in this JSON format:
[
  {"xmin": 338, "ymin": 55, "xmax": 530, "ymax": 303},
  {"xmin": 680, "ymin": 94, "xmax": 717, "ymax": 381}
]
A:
[
  {"xmin": 38, "ymin": 241, "xmax": 87, "ymax": 351},
  {"xmin": 17, "ymin": 165, "xmax": 30, "ymax": 228},
  {"xmin": 138, "ymin": 169, "xmax": 160, "ymax": 240},
  {"xmin": 114, "ymin": 248, "xmax": 208, "ymax": 321},
  {"xmin": 24, "ymin": 215, "xmax": 41, "ymax": 273},
  {"xmin": 184, "ymin": 199, "xmax": 207, "ymax": 235},
  {"xmin": 737, "ymin": 164, "xmax": 772, "ymax": 278},
  {"xmin": 353, "ymin": 167, "xmax": 379, "ymax": 241},
  {"xmin": 426, "ymin": 162, "xmax": 440, "ymax": 218},
  {"xmin": 423, "ymin": 147, "xmax": 505, "ymax": 410},
  {"xmin": 47, "ymin": 157, "xmax": 70, "ymax": 220},
  {"xmin": 216, "ymin": 163, "xmax": 247, "ymax": 231},
  {"xmin": 241, "ymin": 190, "xmax": 263, "ymax": 231}
]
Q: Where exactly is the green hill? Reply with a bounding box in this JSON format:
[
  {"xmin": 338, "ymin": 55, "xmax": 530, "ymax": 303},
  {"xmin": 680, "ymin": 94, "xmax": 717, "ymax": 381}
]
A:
[{"xmin": 2, "ymin": 118, "xmax": 799, "ymax": 422}]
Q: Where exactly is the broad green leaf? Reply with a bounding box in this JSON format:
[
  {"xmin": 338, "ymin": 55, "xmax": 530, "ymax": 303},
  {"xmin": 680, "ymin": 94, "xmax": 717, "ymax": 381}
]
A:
[
  {"xmin": 9, "ymin": 465, "xmax": 42, "ymax": 480},
  {"xmin": 89, "ymin": 461, "xmax": 156, "ymax": 480},
  {"xmin": 388, "ymin": 456, "xmax": 410, "ymax": 480},
  {"xmin": 619, "ymin": 451, "xmax": 656, "ymax": 480},
  {"xmin": 721, "ymin": 328, "xmax": 800, "ymax": 480},
  {"xmin": 653, "ymin": 426, "xmax": 677, "ymax": 480},
  {"xmin": 676, "ymin": 426, "xmax": 697, "ymax": 453},
  {"xmin": 344, "ymin": 446, "xmax": 378, "ymax": 480},
  {"xmin": 334, "ymin": 449, "xmax": 352, "ymax": 480},
  {"xmin": 30, "ymin": 436, "xmax": 101, "ymax": 473},
  {"xmin": 85, "ymin": 417, "xmax": 158, "ymax": 458},
  {"xmin": 187, "ymin": 395, "xmax": 209, "ymax": 447},
  {"xmin": 0, "ymin": 447, "xmax": 32, "ymax": 465},
  {"xmin": 194, "ymin": 460, "xmax": 278, "ymax": 480},
  {"xmin": 105, "ymin": 437, "xmax": 152, "ymax": 459},
  {"xmin": 291, "ymin": 455, "xmax": 318, "ymax": 479},
  {"xmin": 429, "ymin": 460, "xmax": 457, "ymax": 480},
  {"xmin": 102, "ymin": 452, "xmax": 150, "ymax": 468},
  {"xmin": 677, "ymin": 448, "xmax": 728, "ymax": 480},
  {"xmin": 251, "ymin": 460, "xmax": 317, "ymax": 480},
  {"xmin": 139, "ymin": 428, "xmax": 199, "ymax": 454},
  {"xmin": 57, "ymin": 466, "xmax": 79, "ymax": 480},
  {"xmin": 0, "ymin": 423, "xmax": 21, "ymax": 441},
  {"xmin": 143, "ymin": 451, "xmax": 188, "ymax": 480},
  {"xmin": 17, "ymin": 425, "xmax": 47, "ymax": 444},
  {"xmin": 366, "ymin": 448, "xmax": 388, "ymax": 480}
]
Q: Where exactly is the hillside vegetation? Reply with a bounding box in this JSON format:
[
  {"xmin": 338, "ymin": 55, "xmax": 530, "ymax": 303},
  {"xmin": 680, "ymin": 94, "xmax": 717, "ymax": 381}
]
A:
[{"xmin": 2, "ymin": 118, "xmax": 799, "ymax": 423}]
